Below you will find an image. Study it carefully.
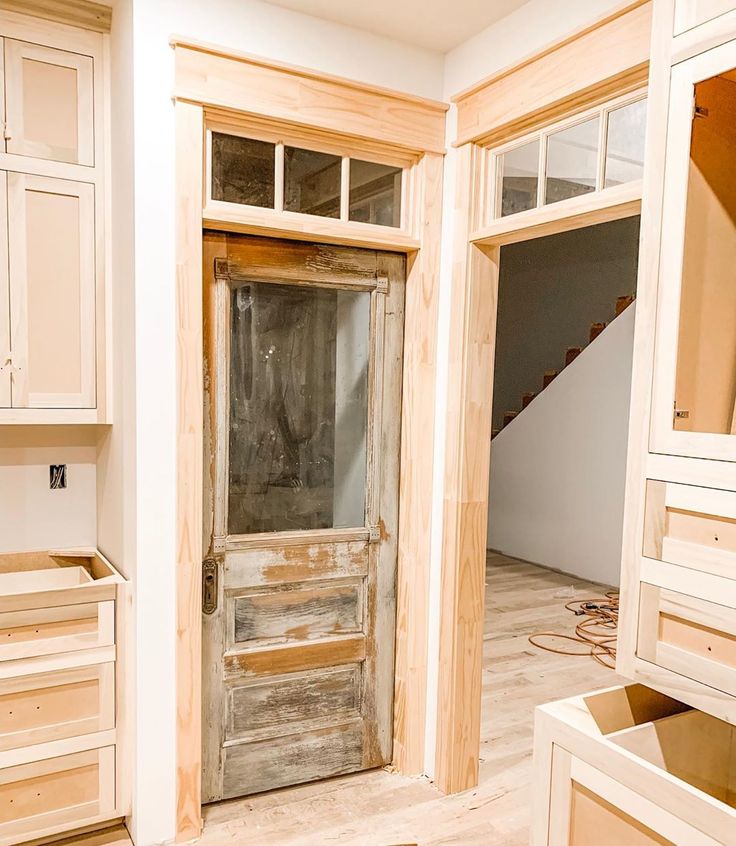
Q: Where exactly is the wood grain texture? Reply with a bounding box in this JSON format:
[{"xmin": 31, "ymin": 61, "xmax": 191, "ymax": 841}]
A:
[
  {"xmin": 198, "ymin": 555, "xmax": 621, "ymax": 846},
  {"xmin": 175, "ymin": 101, "xmax": 205, "ymax": 844},
  {"xmin": 392, "ymin": 151, "xmax": 443, "ymax": 776},
  {"xmin": 453, "ymin": 0, "xmax": 652, "ymax": 146},
  {"xmin": 435, "ymin": 144, "xmax": 497, "ymax": 794},
  {"xmin": 174, "ymin": 44, "xmax": 447, "ymax": 155},
  {"xmin": 0, "ymin": 0, "xmax": 111, "ymax": 32}
]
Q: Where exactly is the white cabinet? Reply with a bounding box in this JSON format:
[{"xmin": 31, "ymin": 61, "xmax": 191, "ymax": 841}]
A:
[
  {"xmin": 3, "ymin": 39, "xmax": 94, "ymax": 166},
  {"xmin": 0, "ymin": 14, "xmax": 107, "ymax": 424},
  {"xmin": 7, "ymin": 174, "xmax": 96, "ymax": 408},
  {"xmin": 674, "ymin": 0, "xmax": 736, "ymax": 35}
]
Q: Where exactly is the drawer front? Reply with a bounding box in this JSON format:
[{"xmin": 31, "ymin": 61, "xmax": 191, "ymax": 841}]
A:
[
  {"xmin": 643, "ymin": 480, "xmax": 736, "ymax": 580},
  {"xmin": 0, "ymin": 663, "xmax": 114, "ymax": 751},
  {"xmin": 638, "ymin": 584, "xmax": 736, "ymax": 696},
  {"xmin": 0, "ymin": 746, "xmax": 115, "ymax": 844},
  {"xmin": 674, "ymin": 0, "xmax": 735, "ymax": 35},
  {"xmin": 548, "ymin": 747, "xmax": 719, "ymax": 846},
  {"xmin": 0, "ymin": 601, "xmax": 114, "ymax": 662}
]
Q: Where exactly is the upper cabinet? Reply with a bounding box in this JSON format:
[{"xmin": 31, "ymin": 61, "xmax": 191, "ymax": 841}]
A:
[
  {"xmin": 674, "ymin": 0, "xmax": 735, "ymax": 34},
  {"xmin": 650, "ymin": 41, "xmax": 736, "ymax": 461},
  {"xmin": 4, "ymin": 40, "xmax": 94, "ymax": 166},
  {"xmin": 0, "ymin": 13, "xmax": 108, "ymax": 424}
]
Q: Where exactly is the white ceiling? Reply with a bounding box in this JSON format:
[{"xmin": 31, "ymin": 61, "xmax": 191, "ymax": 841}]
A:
[{"xmin": 262, "ymin": 0, "xmax": 531, "ymax": 52}]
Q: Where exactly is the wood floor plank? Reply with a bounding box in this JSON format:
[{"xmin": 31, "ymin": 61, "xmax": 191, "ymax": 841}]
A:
[{"xmin": 199, "ymin": 554, "xmax": 624, "ymax": 845}]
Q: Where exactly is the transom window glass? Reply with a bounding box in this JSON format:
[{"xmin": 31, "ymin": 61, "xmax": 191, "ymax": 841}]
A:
[
  {"xmin": 492, "ymin": 95, "xmax": 647, "ymax": 219},
  {"xmin": 210, "ymin": 131, "xmax": 403, "ymax": 228},
  {"xmin": 228, "ymin": 281, "xmax": 370, "ymax": 535}
]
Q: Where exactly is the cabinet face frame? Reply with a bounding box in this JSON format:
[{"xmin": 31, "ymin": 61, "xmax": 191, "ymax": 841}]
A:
[
  {"xmin": 4, "ymin": 39, "xmax": 94, "ymax": 166},
  {"xmin": 674, "ymin": 0, "xmax": 736, "ymax": 35},
  {"xmin": 650, "ymin": 40, "xmax": 736, "ymax": 461},
  {"xmin": 7, "ymin": 172, "xmax": 96, "ymax": 409},
  {"xmin": 0, "ymin": 171, "xmax": 8, "ymax": 408}
]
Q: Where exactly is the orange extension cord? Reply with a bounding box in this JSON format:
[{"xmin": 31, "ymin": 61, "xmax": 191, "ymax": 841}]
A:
[{"xmin": 528, "ymin": 591, "xmax": 619, "ymax": 669}]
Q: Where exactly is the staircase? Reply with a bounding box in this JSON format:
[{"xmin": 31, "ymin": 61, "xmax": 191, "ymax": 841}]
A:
[{"xmin": 492, "ymin": 294, "xmax": 634, "ymax": 439}]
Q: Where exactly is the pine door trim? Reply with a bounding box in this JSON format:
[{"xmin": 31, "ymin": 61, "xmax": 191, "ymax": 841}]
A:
[{"xmin": 174, "ymin": 54, "xmax": 445, "ymax": 841}]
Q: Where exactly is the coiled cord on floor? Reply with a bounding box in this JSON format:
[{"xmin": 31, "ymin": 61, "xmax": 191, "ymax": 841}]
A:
[{"xmin": 528, "ymin": 591, "xmax": 619, "ymax": 669}]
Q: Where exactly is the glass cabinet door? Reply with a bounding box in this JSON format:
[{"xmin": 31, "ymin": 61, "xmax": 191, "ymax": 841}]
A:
[{"xmin": 650, "ymin": 42, "xmax": 736, "ymax": 461}]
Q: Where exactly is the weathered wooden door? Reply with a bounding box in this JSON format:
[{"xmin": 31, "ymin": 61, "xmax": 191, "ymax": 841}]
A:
[{"xmin": 201, "ymin": 233, "xmax": 405, "ymax": 801}]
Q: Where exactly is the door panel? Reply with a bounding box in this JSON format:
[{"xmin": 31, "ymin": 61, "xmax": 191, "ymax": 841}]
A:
[
  {"xmin": 202, "ymin": 234, "xmax": 405, "ymax": 802},
  {"xmin": 8, "ymin": 173, "xmax": 96, "ymax": 408},
  {"xmin": 4, "ymin": 40, "xmax": 94, "ymax": 166}
]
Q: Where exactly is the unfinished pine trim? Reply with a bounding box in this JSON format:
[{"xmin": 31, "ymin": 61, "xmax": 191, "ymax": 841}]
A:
[
  {"xmin": 0, "ymin": 0, "xmax": 111, "ymax": 33},
  {"xmin": 173, "ymin": 41, "xmax": 448, "ymax": 154},
  {"xmin": 175, "ymin": 101, "xmax": 205, "ymax": 844},
  {"xmin": 435, "ymin": 143, "xmax": 497, "ymax": 794},
  {"xmin": 176, "ymin": 52, "xmax": 445, "ymax": 838},
  {"xmin": 453, "ymin": 0, "xmax": 652, "ymax": 147}
]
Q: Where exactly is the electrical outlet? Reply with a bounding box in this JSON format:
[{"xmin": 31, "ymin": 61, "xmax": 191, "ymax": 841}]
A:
[{"xmin": 50, "ymin": 465, "xmax": 67, "ymax": 490}]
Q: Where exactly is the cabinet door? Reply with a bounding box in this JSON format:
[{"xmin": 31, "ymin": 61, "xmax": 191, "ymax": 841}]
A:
[
  {"xmin": 650, "ymin": 41, "xmax": 736, "ymax": 461},
  {"xmin": 674, "ymin": 1, "xmax": 736, "ymax": 36},
  {"xmin": 8, "ymin": 173, "xmax": 96, "ymax": 409},
  {"xmin": 0, "ymin": 172, "xmax": 8, "ymax": 409},
  {"xmin": 547, "ymin": 748, "xmax": 718, "ymax": 846},
  {"xmin": 4, "ymin": 40, "xmax": 94, "ymax": 166}
]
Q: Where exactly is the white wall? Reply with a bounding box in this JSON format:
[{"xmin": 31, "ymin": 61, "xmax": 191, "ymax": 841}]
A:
[
  {"xmin": 0, "ymin": 427, "xmax": 97, "ymax": 553},
  {"xmin": 487, "ymin": 305, "xmax": 635, "ymax": 586}
]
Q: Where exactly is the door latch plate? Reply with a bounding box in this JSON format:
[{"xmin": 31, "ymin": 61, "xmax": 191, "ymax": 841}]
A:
[{"xmin": 202, "ymin": 558, "xmax": 219, "ymax": 615}]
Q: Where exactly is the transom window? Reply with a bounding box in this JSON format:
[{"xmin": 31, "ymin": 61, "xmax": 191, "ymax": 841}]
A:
[
  {"xmin": 491, "ymin": 93, "xmax": 647, "ymax": 220},
  {"xmin": 208, "ymin": 128, "xmax": 404, "ymax": 228}
]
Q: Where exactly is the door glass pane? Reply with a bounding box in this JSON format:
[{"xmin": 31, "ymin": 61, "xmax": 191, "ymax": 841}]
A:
[
  {"xmin": 605, "ymin": 99, "xmax": 648, "ymax": 188},
  {"xmin": 228, "ymin": 282, "xmax": 370, "ymax": 534},
  {"xmin": 284, "ymin": 146, "xmax": 341, "ymax": 218},
  {"xmin": 545, "ymin": 116, "xmax": 600, "ymax": 204},
  {"xmin": 349, "ymin": 159, "xmax": 402, "ymax": 226},
  {"xmin": 211, "ymin": 133, "xmax": 275, "ymax": 208},
  {"xmin": 673, "ymin": 72, "xmax": 736, "ymax": 434},
  {"xmin": 498, "ymin": 140, "xmax": 539, "ymax": 217}
]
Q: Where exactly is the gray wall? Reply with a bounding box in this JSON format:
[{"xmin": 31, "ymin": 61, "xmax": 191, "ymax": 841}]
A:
[{"xmin": 492, "ymin": 216, "xmax": 641, "ymax": 431}]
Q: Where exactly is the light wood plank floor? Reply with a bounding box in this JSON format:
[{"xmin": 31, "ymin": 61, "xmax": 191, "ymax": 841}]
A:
[{"xmin": 199, "ymin": 553, "xmax": 624, "ymax": 846}]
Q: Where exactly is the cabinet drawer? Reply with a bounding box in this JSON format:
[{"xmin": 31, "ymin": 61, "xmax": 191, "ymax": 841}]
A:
[
  {"xmin": 0, "ymin": 746, "xmax": 114, "ymax": 846},
  {"xmin": 0, "ymin": 663, "xmax": 114, "ymax": 751},
  {"xmin": 644, "ymin": 480, "xmax": 736, "ymax": 579},
  {"xmin": 638, "ymin": 584, "xmax": 736, "ymax": 696},
  {"xmin": 0, "ymin": 601, "xmax": 114, "ymax": 662},
  {"xmin": 674, "ymin": 0, "xmax": 736, "ymax": 36},
  {"xmin": 533, "ymin": 686, "xmax": 736, "ymax": 845}
]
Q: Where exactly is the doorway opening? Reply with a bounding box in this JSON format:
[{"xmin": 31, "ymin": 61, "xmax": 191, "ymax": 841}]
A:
[{"xmin": 481, "ymin": 215, "xmax": 641, "ymax": 840}]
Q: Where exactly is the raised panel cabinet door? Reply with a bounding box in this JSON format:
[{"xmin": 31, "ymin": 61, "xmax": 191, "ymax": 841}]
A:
[
  {"xmin": 8, "ymin": 173, "xmax": 96, "ymax": 409},
  {"xmin": 4, "ymin": 39, "xmax": 94, "ymax": 166},
  {"xmin": 0, "ymin": 172, "xmax": 9, "ymax": 408},
  {"xmin": 674, "ymin": 0, "xmax": 736, "ymax": 36},
  {"xmin": 650, "ymin": 40, "xmax": 736, "ymax": 462},
  {"xmin": 202, "ymin": 234, "xmax": 405, "ymax": 802}
]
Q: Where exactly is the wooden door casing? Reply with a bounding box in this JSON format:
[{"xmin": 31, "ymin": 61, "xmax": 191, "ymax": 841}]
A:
[{"xmin": 202, "ymin": 234, "xmax": 405, "ymax": 801}]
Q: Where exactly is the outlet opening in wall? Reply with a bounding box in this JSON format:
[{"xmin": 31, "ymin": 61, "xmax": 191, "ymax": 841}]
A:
[{"xmin": 50, "ymin": 465, "xmax": 68, "ymax": 490}]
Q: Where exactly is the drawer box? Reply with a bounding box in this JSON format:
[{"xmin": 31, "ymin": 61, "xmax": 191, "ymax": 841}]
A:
[
  {"xmin": 0, "ymin": 550, "xmax": 122, "ymax": 663},
  {"xmin": 0, "ymin": 663, "xmax": 114, "ymax": 751},
  {"xmin": 674, "ymin": 0, "xmax": 735, "ymax": 36},
  {"xmin": 532, "ymin": 685, "xmax": 736, "ymax": 845},
  {"xmin": 0, "ymin": 745, "xmax": 115, "ymax": 846}
]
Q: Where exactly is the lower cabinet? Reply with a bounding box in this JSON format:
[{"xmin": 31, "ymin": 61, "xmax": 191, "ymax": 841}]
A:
[{"xmin": 532, "ymin": 685, "xmax": 736, "ymax": 846}]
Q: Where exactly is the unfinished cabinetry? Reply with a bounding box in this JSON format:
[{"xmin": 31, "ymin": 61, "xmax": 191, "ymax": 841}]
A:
[
  {"xmin": 534, "ymin": 2, "xmax": 736, "ymax": 841},
  {"xmin": 532, "ymin": 685, "xmax": 736, "ymax": 846},
  {"xmin": 0, "ymin": 549, "xmax": 124, "ymax": 846},
  {"xmin": 0, "ymin": 11, "xmax": 108, "ymax": 423}
]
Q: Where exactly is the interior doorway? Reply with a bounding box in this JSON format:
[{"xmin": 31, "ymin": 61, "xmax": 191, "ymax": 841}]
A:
[{"xmin": 200, "ymin": 233, "xmax": 406, "ymax": 801}]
